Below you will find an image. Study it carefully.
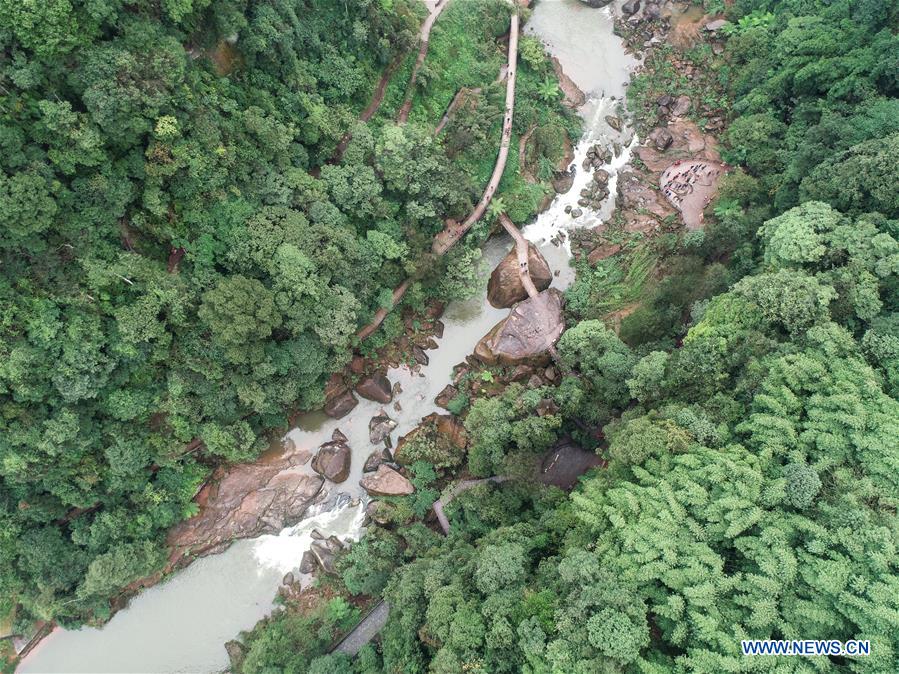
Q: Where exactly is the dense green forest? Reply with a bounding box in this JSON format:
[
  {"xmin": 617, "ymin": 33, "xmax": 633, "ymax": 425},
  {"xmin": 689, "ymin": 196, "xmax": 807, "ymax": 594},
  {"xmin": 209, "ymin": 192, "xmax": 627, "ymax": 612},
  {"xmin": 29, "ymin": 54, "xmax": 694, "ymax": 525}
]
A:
[
  {"xmin": 232, "ymin": 0, "xmax": 899, "ymax": 672},
  {"xmin": 0, "ymin": 0, "xmax": 577, "ymax": 632}
]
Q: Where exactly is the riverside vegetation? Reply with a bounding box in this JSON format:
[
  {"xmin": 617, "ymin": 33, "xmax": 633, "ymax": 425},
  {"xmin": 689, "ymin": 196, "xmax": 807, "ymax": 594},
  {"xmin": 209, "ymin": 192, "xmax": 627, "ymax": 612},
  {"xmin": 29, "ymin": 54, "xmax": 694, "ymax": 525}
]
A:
[
  {"xmin": 228, "ymin": 1, "xmax": 899, "ymax": 673},
  {"xmin": 0, "ymin": 0, "xmax": 575, "ymax": 654}
]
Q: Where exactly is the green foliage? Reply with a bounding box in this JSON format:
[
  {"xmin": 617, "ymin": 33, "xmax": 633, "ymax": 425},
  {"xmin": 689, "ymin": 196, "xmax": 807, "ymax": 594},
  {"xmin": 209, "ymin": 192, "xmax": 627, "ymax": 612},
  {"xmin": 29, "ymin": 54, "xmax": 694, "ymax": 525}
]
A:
[
  {"xmin": 237, "ymin": 596, "xmax": 361, "ymax": 674},
  {"xmin": 558, "ymin": 320, "xmax": 636, "ymax": 423},
  {"xmin": 464, "ymin": 384, "xmax": 562, "ymax": 476},
  {"xmin": 0, "ymin": 0, "xmax": 480, "ymax": 627}
]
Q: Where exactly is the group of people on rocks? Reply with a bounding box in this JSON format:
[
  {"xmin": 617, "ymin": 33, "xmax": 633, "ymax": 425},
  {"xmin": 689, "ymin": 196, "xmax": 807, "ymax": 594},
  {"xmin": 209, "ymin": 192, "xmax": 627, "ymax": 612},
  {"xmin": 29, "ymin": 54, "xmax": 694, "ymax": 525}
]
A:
[{"xmin": 662, "ymin": 160, "xmax": 721, "ymax": 208}]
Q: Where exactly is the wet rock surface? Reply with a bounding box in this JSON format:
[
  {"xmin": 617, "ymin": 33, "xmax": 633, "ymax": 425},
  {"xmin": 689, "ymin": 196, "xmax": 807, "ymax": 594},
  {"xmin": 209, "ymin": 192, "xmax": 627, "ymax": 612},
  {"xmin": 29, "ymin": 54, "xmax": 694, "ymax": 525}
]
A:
[
  {"xmin": 167, "ymin": 446, "xmax": 324, "ymax": 561},
  {"xmin": 363, "ymin": 447, "xmax": 393, "ymax": 473},
  {"xmin": 475, "ymin": 289, "xmax": 565, "ymax": 366},
  {"xmin": 311, "ymin": 430, "xmax": 352, "ymax": 483},
  {"xmin": 487, "ymin": 243, "xmax": 553, "ymax": 308},
  {"xmin": 360, "ymin": 465, "xmax": 414, "ymax": 496},
  {"xmin": 323, "ymin": 389, "xmax": 358, "ymax": 418},
  {"xmin": 355, "ymin": 372, "xmax": 393, "ymax": 403},
  {"xmin": 368, "ymin": 412, "xmax": 397, "ymax": 446}
]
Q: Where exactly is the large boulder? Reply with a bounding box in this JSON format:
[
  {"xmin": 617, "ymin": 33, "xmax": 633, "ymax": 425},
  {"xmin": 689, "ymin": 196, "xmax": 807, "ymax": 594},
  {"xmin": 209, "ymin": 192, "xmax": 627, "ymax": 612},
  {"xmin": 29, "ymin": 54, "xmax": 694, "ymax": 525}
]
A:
[
  {"xmin": 309, "ymin": 536, "xmax": 344, "ymax": 575},
  {"xmin": 360, "ymin": 465, "xmax": 414, "ymax": 497},
  {"xmin": 622, "ymin": 0, "xmax": 640, "ymax": 15},
  {"xmin": 311, "ymin": 430, "xmax": 351, "ymax": 483},
  {"xmin": 475, "ymin": 289, "xmax": 565, "ymax": 366},
  {"xmin": 648, "ymin": 127, "xmax": 673, "ymax": 151},
  {"xmin": 579, "ymin": 0, "xmax": 612, "ymax": 6},
  {"xmin": 369, "ymin": 412, "xmax": 397, "ymax": 446},
  {"xmin": 671, "ymin": 95, "xmax": 692, "ymax": 117},
  {"xmin": 167, "ymin": 444, "xmax": 324, "ymax": 560},
  {"xmin": 363, "ymin": 447, "xmax": 393, "ymax": 473},
  {"xmin": 323, "ymin": 389, "xmax": 357, "ymax": 418},
  {"xmin": 487, "ymin": 243, "xmax": 553, "ymax": 308},
  {"xmin": 355, "ymin": 373, "xmax": 392, "ymax": 403},
  {"xmin": 435, "ymin": 384, "xmax": 459, "ymax": 409}
]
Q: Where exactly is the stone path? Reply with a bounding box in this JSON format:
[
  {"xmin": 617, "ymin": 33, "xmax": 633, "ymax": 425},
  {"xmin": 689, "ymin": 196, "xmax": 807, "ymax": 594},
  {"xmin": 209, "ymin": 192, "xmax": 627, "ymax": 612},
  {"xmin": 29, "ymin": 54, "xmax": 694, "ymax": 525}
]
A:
[{"xmin": 333, "ymin": 600, "xmax": 391, "ymax": 656}]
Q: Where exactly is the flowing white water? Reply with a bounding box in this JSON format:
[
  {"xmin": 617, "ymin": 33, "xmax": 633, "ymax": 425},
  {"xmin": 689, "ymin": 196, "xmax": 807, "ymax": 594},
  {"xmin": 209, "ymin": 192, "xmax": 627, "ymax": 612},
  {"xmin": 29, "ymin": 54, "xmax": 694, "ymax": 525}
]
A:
[
  {"xmin": 20, "ymin": 237, "xmax": 510, "ymax": 674},
  {"xmin": 523, "ymin": 0, "xmax": 637, "ymax": 263},
  {"xmin": 20, "ymin": 2, "xmax": 636, "ymax": 671}
]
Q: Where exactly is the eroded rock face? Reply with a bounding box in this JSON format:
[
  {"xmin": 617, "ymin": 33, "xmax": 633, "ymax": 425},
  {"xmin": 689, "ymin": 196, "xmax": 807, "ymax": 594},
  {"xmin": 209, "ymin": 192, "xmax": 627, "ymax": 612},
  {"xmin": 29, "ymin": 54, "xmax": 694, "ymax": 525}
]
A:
[
  {"xmin": 369, "ymin": 412, "xmax": 397, "ymax": 446},
  {"xmin": 487, "ymin": 243, "xmax": 553, "ymax": 308},
  {"xmin": 355, "ymin": 372, "xmax": 392, "ymax": 403},
  {"xmin": 324, "ymin": 389, "xmax": 358, "ymax": 418},
  {"xmin": 435, "ymin": 384, "xmax": 459, "ymax": 409},
  {"xmin": 360, "ymin": 465, "xmax": 414, "ymax": 496},
  {"xmin": 475, "ymin": 289, "xmax": 565, "ymax": 366},
  {"xmin": 363, "ymin": 447, "xmax": 393, "ymax": 473},
  {"xmin": 311, "ymin": 430, "xmax": 352, "ymax": 483},
  {"xmin": 167, "ymin": 447, "xmax": 324, "ymax": 561}
]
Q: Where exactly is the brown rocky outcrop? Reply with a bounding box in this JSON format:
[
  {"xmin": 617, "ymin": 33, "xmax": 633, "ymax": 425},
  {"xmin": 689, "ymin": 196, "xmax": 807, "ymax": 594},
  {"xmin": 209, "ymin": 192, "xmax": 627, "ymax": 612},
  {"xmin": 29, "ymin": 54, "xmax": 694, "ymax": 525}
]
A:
[
  {"xmin": 550, "ymin": 56, "xmax": 586, "ymax": 108},
  {"xmin": 475, "ymin": 289, "xmax": 565, "ymax": 365},
  {"xmin": 369, "ymin": 412, "xmax": 397, "ymax": 445},
  {"xmin": 487, "ymin": 243, "xmax": 553, "ymax": 308},
  {"xmin": 433, "ymin": 413, "xmax": 468, "ymax": 450},
  {"xmin": 363, "ymin": 447, "xmax": 393, "ymax": 473},
  {"xmin": 355, "ymin": 373, "xmax": 393, "ymax": 403},
  {"xmin": 311, "ymin": 430, "xmax": 352, "ymax": 483},
  {"xmin": 360, "ymin": 465, "xmax": 414, "ymax": 497},
  {"xmin": 167, "ymin": 446, "xmax": 324, "ymax": 562},
  {"xmin": 588, "ymin": 241, "xmax": 623, "ymax": 264},
  {"xmin": 435, "ymin": 384, "xmax": 459, "ymax": 409},
  {"xmin": 324, "ymin": 389, "xmax": 358, "ymax": 418}
]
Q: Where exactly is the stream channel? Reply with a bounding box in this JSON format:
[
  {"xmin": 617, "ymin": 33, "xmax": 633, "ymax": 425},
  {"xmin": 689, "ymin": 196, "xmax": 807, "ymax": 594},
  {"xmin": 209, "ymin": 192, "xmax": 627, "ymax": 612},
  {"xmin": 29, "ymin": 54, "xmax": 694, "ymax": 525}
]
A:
[{"xmin": 20, "ymin": 1, "xmax": 633, "ymax": 671}]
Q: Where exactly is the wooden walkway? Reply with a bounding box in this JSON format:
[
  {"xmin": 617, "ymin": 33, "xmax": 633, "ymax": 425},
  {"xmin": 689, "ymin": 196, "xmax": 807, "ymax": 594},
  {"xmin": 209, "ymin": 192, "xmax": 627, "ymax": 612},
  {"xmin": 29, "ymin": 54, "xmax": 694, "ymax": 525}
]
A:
[{"xmin": 356, "ymin": 5, "xmax": 521, "ymax": 340}]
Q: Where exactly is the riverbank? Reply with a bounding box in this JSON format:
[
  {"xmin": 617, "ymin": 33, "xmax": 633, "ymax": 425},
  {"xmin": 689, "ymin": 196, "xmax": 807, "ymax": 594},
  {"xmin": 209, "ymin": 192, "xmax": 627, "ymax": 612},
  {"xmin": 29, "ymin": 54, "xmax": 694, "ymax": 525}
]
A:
[{"xmin": 223, "ymin": 1, "xmax": 741, "ymax": 670}]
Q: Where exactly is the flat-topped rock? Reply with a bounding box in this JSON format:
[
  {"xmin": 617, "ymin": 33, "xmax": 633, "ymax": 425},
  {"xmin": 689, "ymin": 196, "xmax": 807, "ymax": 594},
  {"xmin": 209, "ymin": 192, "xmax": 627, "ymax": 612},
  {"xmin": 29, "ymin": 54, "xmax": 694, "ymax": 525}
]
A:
[
  {"xmin": 475, "ymin": 289, "xmax": 565, "ymax": 366},
  {"xmin": 360, "ymin": 465, "xmax": 414, "ymax": 497},
  {"xmin": 487, "ymin": 242, "xmax": 553, "ymax": 308},
  {"xmin": 167, "ymin": 446, "xmax": 324, "ymax": 561}
]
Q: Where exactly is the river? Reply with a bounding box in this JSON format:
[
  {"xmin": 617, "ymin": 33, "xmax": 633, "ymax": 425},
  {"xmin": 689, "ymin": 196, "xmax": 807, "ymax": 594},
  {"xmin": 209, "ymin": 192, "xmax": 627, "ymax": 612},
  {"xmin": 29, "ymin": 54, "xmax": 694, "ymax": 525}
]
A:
[{"xmin": 19, "ymin": 1, "xmax": 633, "ymax": 671}]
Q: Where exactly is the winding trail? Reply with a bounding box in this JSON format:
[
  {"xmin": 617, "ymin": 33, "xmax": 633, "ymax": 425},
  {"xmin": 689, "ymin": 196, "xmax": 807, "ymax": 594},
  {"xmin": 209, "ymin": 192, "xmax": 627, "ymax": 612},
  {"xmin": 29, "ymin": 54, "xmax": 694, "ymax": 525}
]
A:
[
  {"xmin": 432, "ymin": 9, "xmax": 519, "ymax": 255},
  {"xmin": 397, "ymin": 0, "xmax": 451, "ymax": 124},
  {"xmin": 328, "ymin": 55, "xmax": 404, "ymax": 165},
  {"xmin": 356, "ymin": 6, "xmax": 521, "ymax": 340}
]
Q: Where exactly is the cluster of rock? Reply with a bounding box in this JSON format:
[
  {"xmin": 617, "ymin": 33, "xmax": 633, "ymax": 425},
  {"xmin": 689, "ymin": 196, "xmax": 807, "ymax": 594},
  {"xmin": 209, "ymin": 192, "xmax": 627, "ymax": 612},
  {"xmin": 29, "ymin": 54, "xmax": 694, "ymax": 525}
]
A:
[
  {"xmin": 576, "ymin": 168, "xmax": 611, "ymax": 212},
  {"xmin": 487, "ymin": 243, "xmax": 553, "ymax": 308},
  {"xmin": 300, "ymin": 529, "xmax": 346, "ymax": 575},
  {"xmin": 656, "ymin": 93, "xmax": 692, "ymax": 119},
  {"xmin": 583, "ymin": 142, "xmax": 612, "ymax": 171}
]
